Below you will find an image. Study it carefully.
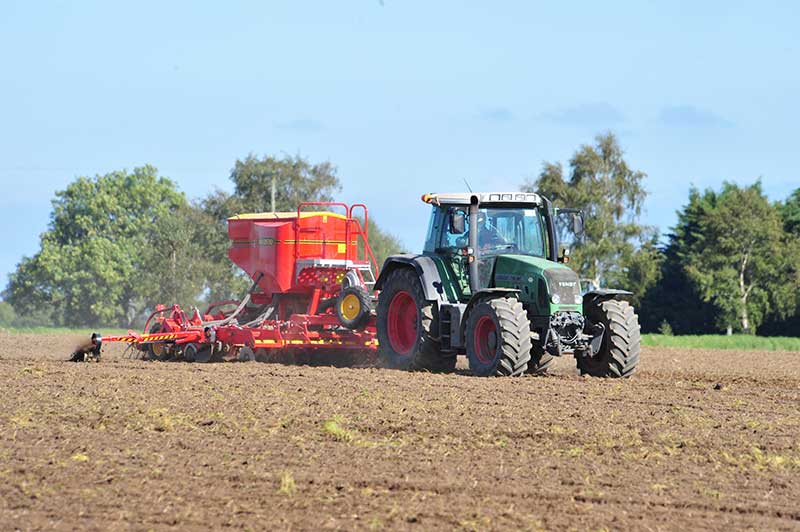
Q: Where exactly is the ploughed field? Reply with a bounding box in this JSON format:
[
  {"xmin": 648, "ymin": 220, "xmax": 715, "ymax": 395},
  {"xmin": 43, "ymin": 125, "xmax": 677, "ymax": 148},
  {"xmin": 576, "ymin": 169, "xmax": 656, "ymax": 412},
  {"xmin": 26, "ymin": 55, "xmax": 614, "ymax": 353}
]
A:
[{"xmin": 1, "ymin": 332, "xmax": 799, "ymax": 531}]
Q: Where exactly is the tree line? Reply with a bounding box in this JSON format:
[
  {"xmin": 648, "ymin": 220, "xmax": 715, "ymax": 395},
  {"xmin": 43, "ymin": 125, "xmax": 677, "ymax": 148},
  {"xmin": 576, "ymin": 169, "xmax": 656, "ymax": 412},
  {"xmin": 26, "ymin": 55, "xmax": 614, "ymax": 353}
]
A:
[
  {"xmin": 2, "ymin": 136, "xmax": 799, "ymax": 335},
  {"xmin": 524, "ymin": 132, "xmax": 800, "ymax": 336}
]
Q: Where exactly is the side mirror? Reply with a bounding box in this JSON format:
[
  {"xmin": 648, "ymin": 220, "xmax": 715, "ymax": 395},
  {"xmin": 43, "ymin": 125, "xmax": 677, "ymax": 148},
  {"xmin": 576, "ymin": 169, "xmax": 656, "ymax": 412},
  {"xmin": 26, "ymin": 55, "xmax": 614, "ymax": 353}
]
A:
[
  {"xmin": 572, "ymin": 213, "xmax": 584, "ymax": 236},
  {"xmin": 449, "ymin": 209, "xmax": 466, "ymax": 235}
]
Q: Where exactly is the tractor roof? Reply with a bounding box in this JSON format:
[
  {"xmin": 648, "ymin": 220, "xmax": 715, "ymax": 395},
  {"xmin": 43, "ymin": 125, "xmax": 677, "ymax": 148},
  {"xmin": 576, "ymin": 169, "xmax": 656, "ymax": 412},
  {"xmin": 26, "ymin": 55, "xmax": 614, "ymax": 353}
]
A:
[{"xmin": 421, "ymin": 192, "xmax": 543, "ymax": 206}]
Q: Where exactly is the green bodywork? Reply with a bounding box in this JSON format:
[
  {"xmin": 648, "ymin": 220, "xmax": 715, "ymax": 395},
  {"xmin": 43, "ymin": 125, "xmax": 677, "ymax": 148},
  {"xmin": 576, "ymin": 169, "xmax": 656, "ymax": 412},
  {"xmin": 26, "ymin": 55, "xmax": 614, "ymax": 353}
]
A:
[{"xmin": 425, "ymin": 252, "xmax": 582, "ymax": 317}]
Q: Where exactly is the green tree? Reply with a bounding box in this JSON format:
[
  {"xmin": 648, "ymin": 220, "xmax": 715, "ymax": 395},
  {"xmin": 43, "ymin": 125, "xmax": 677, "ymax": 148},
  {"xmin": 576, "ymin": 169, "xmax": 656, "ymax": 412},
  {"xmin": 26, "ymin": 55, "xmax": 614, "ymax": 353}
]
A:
[
  {"xmin": 781, "ymin": 188, "xmax": 800, "ymax": 235},
  {"xmin": 522, "ymin": 132, "xmax": 653, "ymax": 293},
  {"xmin": 5, "ymin": 166, "xmax": 188, "ymax": 327},
  {"xmin": 683, "ymin": 182, "xmax": 796, "ymax": 333},
  {"xmin": 230, "ymin": 153, "xmax": 341, "ymax": 213},
  {"xmin": 360, "ymin": 217, "xmax": 406, "ymax": 273},
  {"xmin": 760, "ymin": 187, "xmax": 800, "ymax": 335},
  {"xmin": 620, "ymin": 236, "xmax": 663, "ymax": 309},
  {"xmin": 639, "ymin": 189, "xmax": 718, "ymax": 334},
  {"xmin": 136, "ymin": 203, "xmax": 212, "ymax": 310},
  {"xmin": 0, "ymin": 300, "xmax": 15, "ymax": 327}
]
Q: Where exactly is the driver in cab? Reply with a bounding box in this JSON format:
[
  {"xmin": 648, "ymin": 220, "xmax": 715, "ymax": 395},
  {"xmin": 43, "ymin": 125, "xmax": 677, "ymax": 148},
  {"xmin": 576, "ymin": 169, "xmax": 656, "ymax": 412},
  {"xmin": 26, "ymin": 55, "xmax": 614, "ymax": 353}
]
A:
[{"xmin": 476, "ymin": 212, "xmax": 506, "ymax": 251}]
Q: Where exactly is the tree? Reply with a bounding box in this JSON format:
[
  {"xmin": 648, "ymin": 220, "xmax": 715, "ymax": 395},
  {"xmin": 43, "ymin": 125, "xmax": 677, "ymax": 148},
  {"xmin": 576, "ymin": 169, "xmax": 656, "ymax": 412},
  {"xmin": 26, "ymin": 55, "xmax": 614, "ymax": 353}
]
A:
[
  {"xmin": 781, "ymin": 188, "xmax": 800, "ymax": 235},
  {"xmin": 682, "ymin": 182, "xmax": 796, "ymax": 333},
  {"xmin": 0, "ymin": 301, "xmax": 15, "ymax": 327},
  {"xmin": 522, "ymin": 132, "xmax": 653, "ymax": 293},
  {"xmin": 620, "ymin": 236, "xmax": 663, "ymax": 309},
  {"xmin": 760, "ymin": 188, "xmax": 800, "ymax": 336},
  {"xmin": 5, "ymin": 166, "xmax": 188, "ymax": 327},
  {"xmin": 229, "ymin": 153, "xmax": 341, "ymax": 213},
  {"xmin": 136, "ymin": 203, "xmax": 213, "ymax": 310},
  {"xmin": 639, "ymin": 188, "xmax": 718, "ymax": 334},
  {"xmin": 360, "ymin": 217, "xmax": 406, "ymax": 273}
]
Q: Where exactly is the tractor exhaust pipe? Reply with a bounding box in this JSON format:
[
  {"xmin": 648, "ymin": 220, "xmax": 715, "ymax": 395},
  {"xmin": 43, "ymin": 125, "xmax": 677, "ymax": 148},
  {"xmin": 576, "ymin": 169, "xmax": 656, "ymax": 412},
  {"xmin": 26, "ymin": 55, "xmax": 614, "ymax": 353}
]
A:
[{"xmin": 468, "ymin": 195, "xmax": 480, "ymax": 294}]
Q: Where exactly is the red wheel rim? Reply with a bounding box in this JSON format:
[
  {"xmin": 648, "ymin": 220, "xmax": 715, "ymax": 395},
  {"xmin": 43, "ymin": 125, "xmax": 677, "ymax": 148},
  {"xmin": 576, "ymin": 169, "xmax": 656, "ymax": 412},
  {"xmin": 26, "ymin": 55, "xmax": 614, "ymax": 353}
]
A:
[
  {"xmin": 386, "ymin": 291, "xmax": 418, "ymax": 355},
  {"xmin": 474, "ymin": 316, "xmax": 498, "ymax": 364}
]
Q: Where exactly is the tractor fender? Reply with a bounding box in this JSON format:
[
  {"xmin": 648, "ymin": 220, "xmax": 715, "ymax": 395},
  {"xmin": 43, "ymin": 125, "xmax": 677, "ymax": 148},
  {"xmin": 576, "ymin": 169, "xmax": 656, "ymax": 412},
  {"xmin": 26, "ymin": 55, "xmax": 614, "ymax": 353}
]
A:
[
  {"xmin": 583, "ymin": 288, "xmax": 633, "ymax": 306},
  {"xmin": 375, "ymin": 255, "xmax": 446, "ymax": 302},
  {"xmin": 459, "ymin": 288, "xmax": 521, "ymax": 344}
]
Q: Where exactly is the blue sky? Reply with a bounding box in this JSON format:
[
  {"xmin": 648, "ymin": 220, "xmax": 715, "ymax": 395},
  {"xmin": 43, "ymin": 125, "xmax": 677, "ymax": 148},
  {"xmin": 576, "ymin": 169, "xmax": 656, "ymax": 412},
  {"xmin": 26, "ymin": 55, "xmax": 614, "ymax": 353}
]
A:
[{"xmin": 1, "ymin": 1, "xmax": 798, "ymax": 291}]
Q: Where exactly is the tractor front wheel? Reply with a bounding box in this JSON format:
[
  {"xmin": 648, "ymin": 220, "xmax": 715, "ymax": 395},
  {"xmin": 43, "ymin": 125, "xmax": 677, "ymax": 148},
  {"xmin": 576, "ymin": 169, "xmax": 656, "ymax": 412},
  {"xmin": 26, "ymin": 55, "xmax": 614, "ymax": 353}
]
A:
[
  {"xmin": 577, "ymin": 298, "xmax": 640, "ymax": 378},
  {"xmin": 466, "ymin": 297, "xmax": 531, "ymax": 377},
  {"xmin": 376, "ymin": 267, "xmax": 455, "ymax": 372}
]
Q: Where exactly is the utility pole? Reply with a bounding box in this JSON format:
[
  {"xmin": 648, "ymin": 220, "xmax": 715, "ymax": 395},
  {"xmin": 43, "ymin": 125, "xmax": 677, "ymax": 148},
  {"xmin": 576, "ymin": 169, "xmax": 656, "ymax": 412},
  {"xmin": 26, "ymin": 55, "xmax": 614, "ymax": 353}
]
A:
[{"xmin": 271, "ymin": 175, "xmax": 276, "ymax": 212}]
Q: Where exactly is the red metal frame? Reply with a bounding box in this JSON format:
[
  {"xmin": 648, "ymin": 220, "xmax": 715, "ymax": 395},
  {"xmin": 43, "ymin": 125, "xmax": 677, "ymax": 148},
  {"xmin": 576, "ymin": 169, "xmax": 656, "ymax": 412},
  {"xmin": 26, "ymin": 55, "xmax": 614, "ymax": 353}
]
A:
[{"xmin": 95, "ymin": 202, "xmax": 380, "ymax": 362}]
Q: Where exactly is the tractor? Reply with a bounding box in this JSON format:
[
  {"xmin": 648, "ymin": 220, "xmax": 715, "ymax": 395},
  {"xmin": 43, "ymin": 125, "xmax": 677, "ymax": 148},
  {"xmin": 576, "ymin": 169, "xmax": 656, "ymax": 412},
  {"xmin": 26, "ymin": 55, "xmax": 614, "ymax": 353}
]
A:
[{"xmin": 374, "ymin": 192, "xmax": 640, "ymax": 377}]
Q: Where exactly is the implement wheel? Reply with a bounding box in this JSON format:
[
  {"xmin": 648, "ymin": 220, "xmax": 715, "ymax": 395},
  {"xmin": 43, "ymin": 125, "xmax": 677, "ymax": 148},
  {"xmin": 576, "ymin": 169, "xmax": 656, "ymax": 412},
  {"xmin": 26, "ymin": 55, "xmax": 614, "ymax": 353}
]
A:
[
  {"xmin": 336, "ymin": 285, "xmax": 371, "ymax": 330},
  {"xmin": 376, "ymin": 267, "xmax": 455, "ymax": 372},
  {"xmin": 578, "ymin": 298, "xmax": 640, "ymax": 378},
  {"xmin": 238, "ymin": 347, "xmax": 256, "ymax": 362},
  {"xmin": 183, "ymin": 343, "xmax": 213, "ymax": 363},
  {"xmin": 465, "ymin": 297, "xmax": 531, "ymax": 377},
  {"xmin": 146, "ymin": 323, "xmax": 172, "ymax": 361}
]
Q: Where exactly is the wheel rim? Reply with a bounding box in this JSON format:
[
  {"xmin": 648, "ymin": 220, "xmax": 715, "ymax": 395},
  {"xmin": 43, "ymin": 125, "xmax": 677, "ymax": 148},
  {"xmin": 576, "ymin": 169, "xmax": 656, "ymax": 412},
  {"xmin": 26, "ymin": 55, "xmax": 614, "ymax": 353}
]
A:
[
  {"xmin": 386, "ymin": 291, "xmax": 417, "ymax": 355},
  {"xmin": 474, "ymin": 316, "xmax": 498, "ymax": 364},
  {"xmin": 340, "ymin": 293, "xmax": 361, "ymax": 321},
  {"xmin": 152, "ymin": 343, "xmax": 166, "ymax": 357}
]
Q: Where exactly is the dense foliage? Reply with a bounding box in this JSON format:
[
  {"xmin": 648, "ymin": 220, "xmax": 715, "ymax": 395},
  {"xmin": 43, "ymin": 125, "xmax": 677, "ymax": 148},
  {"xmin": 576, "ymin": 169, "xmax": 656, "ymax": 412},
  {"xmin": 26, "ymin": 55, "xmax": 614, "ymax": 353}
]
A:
[{"xmin": 641, "ymin": 183, "xmax": 800, "ymax": 335}]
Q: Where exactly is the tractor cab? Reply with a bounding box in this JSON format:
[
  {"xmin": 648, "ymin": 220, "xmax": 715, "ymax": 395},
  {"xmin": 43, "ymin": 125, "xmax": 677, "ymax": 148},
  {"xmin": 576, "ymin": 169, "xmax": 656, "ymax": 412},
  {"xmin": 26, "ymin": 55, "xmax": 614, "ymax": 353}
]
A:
[{"xmin": 420, "ymin": 192, "xmax": 586, "ymax": 343}]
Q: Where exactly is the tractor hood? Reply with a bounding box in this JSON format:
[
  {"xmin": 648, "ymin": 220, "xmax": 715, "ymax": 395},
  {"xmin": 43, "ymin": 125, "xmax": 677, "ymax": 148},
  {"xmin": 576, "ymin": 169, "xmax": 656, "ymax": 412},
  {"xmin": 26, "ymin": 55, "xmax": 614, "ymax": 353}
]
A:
[{"xmin": 491, "ymin": 254, "xmax": 582, "ymax": 311}]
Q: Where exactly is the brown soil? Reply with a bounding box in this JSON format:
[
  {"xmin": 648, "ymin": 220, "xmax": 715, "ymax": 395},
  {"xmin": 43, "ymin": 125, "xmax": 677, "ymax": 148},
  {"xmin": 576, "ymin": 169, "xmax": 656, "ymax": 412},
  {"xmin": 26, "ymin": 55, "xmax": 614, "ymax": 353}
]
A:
[{"xmin": 1, "ymin": 332, "xmax": 799, "ymax": 531}]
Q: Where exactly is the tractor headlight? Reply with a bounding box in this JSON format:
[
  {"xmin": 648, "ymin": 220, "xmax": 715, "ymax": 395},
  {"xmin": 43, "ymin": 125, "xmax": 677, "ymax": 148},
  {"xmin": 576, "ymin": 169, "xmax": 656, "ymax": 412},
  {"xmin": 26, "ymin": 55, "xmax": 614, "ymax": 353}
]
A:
[
  {"xmin": 550, "ymin": 294, "xmax": 561, "ymax": 304},
  {"xmin": 574, "ymin": 294, "xmax": 583, "ymax": 305}
]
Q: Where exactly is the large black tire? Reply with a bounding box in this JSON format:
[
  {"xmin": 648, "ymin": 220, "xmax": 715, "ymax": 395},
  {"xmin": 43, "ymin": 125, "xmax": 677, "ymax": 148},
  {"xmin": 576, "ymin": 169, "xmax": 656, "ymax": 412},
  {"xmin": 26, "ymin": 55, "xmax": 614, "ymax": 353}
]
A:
[
  {"xmin": 525, "ymin": 345, "xmax": 554, "ymax": 375},
  {"xmin": 376, "ymin": 267, "xmax": 455, "ymax": 372},
  {"xmin": 336, "ymin": 285, "xmax": 372, "ymax": 330},
  {"xmin": 578, "ymin": 298, "xmax": 640, "ymax": 378},
  {"xmin": 465, "ymin": 297, "xmax": 532, "ymax": 377}
]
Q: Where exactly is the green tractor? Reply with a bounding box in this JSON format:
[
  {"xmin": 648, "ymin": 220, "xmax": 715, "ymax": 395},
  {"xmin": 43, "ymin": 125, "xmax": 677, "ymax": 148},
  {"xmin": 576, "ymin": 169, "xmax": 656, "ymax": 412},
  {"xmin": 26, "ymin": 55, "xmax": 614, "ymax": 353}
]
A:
[{"xmin": 374, "ymin": 192, "xmax": 640, "ymax": 377}]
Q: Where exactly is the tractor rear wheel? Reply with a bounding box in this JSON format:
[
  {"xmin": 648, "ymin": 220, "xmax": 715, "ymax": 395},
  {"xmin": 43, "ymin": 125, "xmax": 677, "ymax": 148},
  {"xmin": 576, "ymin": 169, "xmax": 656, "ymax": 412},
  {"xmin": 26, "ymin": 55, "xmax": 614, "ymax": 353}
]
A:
[
  {"xmin": 376, "ymin": 267, "xmax": 455, "ymax": 372},
  {"xmin": 578, "ymin": 298, "xmax": 640, "ymax": 378},
  {"xmin": 336, "ymin": 285, "xmax": 371, "ymax": 329},
  {"xmin": 466, "ymin": 297, "xmax": 531, "ymax": 377}
]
